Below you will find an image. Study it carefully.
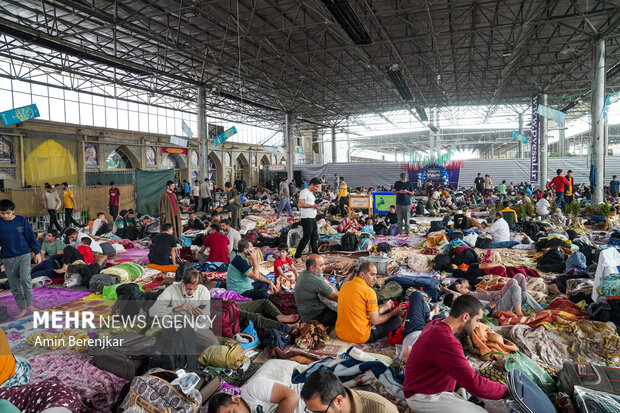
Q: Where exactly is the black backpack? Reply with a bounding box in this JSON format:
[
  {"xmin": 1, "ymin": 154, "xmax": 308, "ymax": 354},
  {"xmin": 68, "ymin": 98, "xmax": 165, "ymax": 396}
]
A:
[
  {"xmin": 433, "ymin": 254, "xmax": 452, "ymax": 272},
  {"xmin": 450, "ymin": 248, "xmax": 480, "ymax": 266},
  {"xmin": 151, "ymin": 326, "xmax": 198, "ymax": 370},
  {"xmin": 537, "ymin": 247, "xmax": 567, "ymax": 273},
  {"xmin": 341, "ymin": 232, "xmax": 357, "ymax": 251},
  {"xmin": 429, "ymin": 220, "xmax": 445, "ymax": 233},
  {"xmin": 376, "ymin": 243, "xmax": 392, "ymax": 254},
  {"xmin": 112, "ymin": 283, "xmax": 144, "ymax": 317},
  {"xmin": 523, "ymin": 221, "xmax": 540, "ymax": 240},
  {"xmin": 374, "ymin": 221, "xmax": 389, "ymax": 236},
  {"xmin": 175, "ymin": 261, "xmax": 195, "ymax": 282}
]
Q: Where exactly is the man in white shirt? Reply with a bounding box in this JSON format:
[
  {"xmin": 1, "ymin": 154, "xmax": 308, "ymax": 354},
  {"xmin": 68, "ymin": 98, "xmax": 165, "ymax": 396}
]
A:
[
  {"xmin": 192, "ymin": 179, "xmax": 201, "ymax": 211},
  {"xmin": 207, "ymin": 378, "xmax": 305, "ymax": 413},
  {"xmin": 66, "ymin": 228, "xmax": 103, "ymax": 254},
  {"xmin": 149, "ymin": 269, "xmax": 218, "ymax": 349},
  {"xmin": 294, "ymin": 177, "xmax": 321, "ymax": 259},
  {"xmin": 221, "ymin": 219, "xmax": 241, "ymax": 256},
  {"xmin": 484, "ymin": 212, "xmax": 510, "ymax": 243},
  {"xmin": 536, "ymin": 194, "xmax": 551, "ymax": 217},
  {"xmin": 200, "ymin": 178, "xmax": 212, "ymax": 213}
]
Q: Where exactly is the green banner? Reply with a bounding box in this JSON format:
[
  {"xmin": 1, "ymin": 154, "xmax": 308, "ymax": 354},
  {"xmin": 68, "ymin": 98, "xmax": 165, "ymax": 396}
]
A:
[{"xmin": 135, "ymin": 169, "xmax": 174, "ymax": 216}]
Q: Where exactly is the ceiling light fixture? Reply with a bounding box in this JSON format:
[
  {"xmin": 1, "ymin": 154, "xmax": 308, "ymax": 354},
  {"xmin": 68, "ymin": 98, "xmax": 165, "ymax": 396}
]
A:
[
  {"xmin": 387, "ymin": 66, "xmax": 413, "ymax": 101},
  {"xmin": 321, "ymin": 0, "xmax": 373, "ymax": 45}
]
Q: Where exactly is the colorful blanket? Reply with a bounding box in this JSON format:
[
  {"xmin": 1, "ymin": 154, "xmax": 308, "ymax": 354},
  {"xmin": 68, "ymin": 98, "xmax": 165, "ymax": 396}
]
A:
[
  {"xmin": 292, "ymin": 346, "xmax": 406, "ymax": 411},
  {"xmin": 494, "ymin": 298, "xmax": 590, "ymax": 327},
  {"xmin": 0, "ymin": 287, "xmax": 91, "ymax": 321},
  {"xmin": 30, "ymin": 350, "xmax": 127, "ymax": 413},
  {"xmin": 105, "ymin": 247, "xmax": 149, "ymax": 267}
]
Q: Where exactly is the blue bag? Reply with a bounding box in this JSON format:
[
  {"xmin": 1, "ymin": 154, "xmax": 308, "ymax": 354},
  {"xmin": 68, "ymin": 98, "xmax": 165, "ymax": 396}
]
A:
[
  {"xmin": 386, "ymin": 275, "xmax": 440, "ymax": 302},
  {"xmin": 506, "ymin": 368, "xmax": 555, "ymax": 413}
]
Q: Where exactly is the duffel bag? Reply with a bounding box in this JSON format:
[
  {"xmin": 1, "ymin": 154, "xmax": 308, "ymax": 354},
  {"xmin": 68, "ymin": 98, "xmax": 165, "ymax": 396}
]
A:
[
  {"xmin": 89, "ymin": 274, "xmax": 121, "ymax": 293},
  {"xmin": 558, "ymin": 361, "xmax": 620, "ymax": 397},
  {"xmin": 356, "ymin": 256, "xmax": 396, "ymax": 275},
  {"xmin": 386, "ymin": 275, "xmax": 440, "ymax": 302},
  {"xmin": 92, "ymin": 332, "xmax": 156, "ymax": 380},
  {"xmin": 121, "ymin": 368, "xmax": 201, "ymax": 412}
]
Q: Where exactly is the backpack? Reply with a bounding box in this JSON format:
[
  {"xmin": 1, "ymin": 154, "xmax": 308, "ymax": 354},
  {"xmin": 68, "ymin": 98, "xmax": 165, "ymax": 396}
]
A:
[
  {"xmin": 243, "ymin": 230, "xmax": 260, "ymax": 245},
  {"xmin": 89, "ymin": 274, "xmax": 121, "ymax": 293},
  {"xmin": 449, "ymin": 230, "xmax": 464, "ymax": 240},
  {"xmin": 376, "ymin": 243, "xmax": 392, "ymax": 254},
  {"xmin": 429, "ymin": 220, "xmax": 445, "ymax": 233},
  {"xmin": 389, "ymin": 224, "xmax": 398, "ymax": 236},
  {"xmin": 537, "ymin": 247, "xmax": 567, "ymax": 273},
  {"xmin": 450, "ymin": 248, "xmax": 480, "ymax": 266},
  {"xmin": 433, "ymin": 254, "xmax": 452, "ymax": 272},
  {"xmin": 198, "ymin": 338, "xmax": 247, "ymax": 369},
  {"xmin": 121, "ymin": 369, "xmax": 200, "ymax": 413},
  {"xmin": 341, "ymin": 232, "xmax": 357, "ymax": 251},
  {"xmin": 112, "ymin": 283, "xmax": 144, "ymax": 317},
  {"xmin": 151, "ymin": 327, "xmax": 198, "ymax": 371},
  {"xmin": 373, "ymin": 221, "xmax": 389, "ymax": 236},
  {"xmin": 475, "ymin": 236, "xmax": 493, "ymax": 249},
  {"xmin": 210, "ymin": 299, "xmax": 240, "ymax": 338},
  {"xmin": 175, "ymin": 261, "xmax": 195, "ymax": 282},
  {"xmin": 262, "ymin": 326, "xmax": 292, "ymax": 350},
  {"xmin": 523, "ymin": 221, "xmax": 540, "ymax": 240}
]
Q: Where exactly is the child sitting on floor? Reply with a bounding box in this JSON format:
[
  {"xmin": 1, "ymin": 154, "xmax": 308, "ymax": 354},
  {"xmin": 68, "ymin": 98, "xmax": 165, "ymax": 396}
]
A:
[
  {"xmin": 77, "ymin": 237, "xmax": 94, "ymax": 264},
  {"xmin": 273, "ymin": 244, "xmax": 298, "ymax": 290}
]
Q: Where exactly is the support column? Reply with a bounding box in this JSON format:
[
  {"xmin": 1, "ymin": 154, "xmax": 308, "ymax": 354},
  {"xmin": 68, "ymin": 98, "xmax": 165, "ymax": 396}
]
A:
[
  {"xmin": 76, "ymin": 137, "xmax": 85, "ymax": 187},
  {"xmin": 559, "ymin": 125, "xmax": 566, "ymax": 158},
  {"xmin": 346, "ymin": 117, "xmax": 350, "ymax": 162},
  {"xmin": 539, "ymin": 94, "xmax": 548, "ymax": 190},
  {"xmin": 331, "ymin": 126, "xmax": 336, "ymax": 163},
  {"xmin": 491, "ymin": 144, "xmax": 495, "ymax": 159},
  {"xmin": 518, "ymin": 113, "xmax": 524, "ymax": 158},
  {"xmin": 592, "ymin": 39, "xmax": 606, "ymax": 207},
  {"xmin": 197, "ymin": 85, "xmax": 207, "ymax": 182},
  {"xmin": 285, "ymin": 113, "xmax": 294, "ymax": 182}
]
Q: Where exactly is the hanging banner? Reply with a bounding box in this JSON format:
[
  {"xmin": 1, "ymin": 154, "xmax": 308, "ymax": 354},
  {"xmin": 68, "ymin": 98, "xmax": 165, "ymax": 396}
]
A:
[
  {"xmin": 536, "ymin": 104, "xmax": 567, "ymax": 123},
  {"xmin": 296, "ymin": 146, "xmax": 304, "ymax": 153},
  {"xmin": 162, "ymin": 147, "xmax": 188, "ymax": 155},
  {"xmin": 512, "ymin": 131, "xmax": 529, "ymax": 144},
  {"xmin": 530, "ymin": 95, "xmax": 539, "ymax": 183},
  {"xmin": 0, "ymin": 104, "xmax": 40, "ymax": 126},
  {"xmin": 214, "ymin": 126, "xmax": 237, "ymax": 146},
  {"xmin": 181, "ymin": 120, "xmax": 193, "ymax": 139},
  {"xmin": 170, "ymin": 135, "xmax": 188, "ymax": 147}
]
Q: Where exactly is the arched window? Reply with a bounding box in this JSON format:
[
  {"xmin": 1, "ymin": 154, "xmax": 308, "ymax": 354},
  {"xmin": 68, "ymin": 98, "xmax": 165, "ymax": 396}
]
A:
[
  {"xmin": 106, "ymin": 148, "xmax": 133, "ymax": 169},
  {"xmin": 162, "ymin": 154, "xmax": 181, "ymax": 169}
]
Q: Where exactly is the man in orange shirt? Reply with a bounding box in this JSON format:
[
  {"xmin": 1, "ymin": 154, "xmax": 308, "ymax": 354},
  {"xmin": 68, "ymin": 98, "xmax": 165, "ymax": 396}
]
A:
[{"xmin": 335, "ymin": 262, "xmax": 403, "ymax": 343}]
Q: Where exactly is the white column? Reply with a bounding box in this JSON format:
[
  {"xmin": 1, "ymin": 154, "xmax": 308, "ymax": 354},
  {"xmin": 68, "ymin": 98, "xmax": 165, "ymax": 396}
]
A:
[
  {"xmin": 285, "ymin": 113, "xmax": 294, "ymax": 182},
  {"xmin": 592, "ymin": 38, "xmax": 606, "ymax": 207},
  {"xmin": 539, "ymin": 94, "xmax": 548, "ymax": 190},
  {"xmin": 197, "ymin": 85, "xmax": 207, "ymax": 182}
]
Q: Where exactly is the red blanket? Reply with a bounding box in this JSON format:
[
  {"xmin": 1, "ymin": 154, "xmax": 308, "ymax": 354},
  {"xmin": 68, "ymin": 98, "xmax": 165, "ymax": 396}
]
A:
[
  {"xmin": 485, "ymin": 265, "xmax": 541, "ymax": 278},
  {"xmin": 493, "ymin": 298, "xmax": 589, "ymax": 327}
]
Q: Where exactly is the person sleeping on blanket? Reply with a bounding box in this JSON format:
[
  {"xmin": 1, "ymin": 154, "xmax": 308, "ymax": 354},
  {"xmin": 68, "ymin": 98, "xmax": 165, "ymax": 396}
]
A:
[
  {"xmin": 445, "ymin": 273, "xmax": 543, "ymax": 317},
  {"xmin": 207, "ymin": 378, "xmax": 305, "ymax": 413}
]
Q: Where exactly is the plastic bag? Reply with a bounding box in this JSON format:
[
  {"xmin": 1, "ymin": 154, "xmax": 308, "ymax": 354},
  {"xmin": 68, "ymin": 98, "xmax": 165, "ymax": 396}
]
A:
[
  {"xmin": 504, "ymin": 351, "xmax": 555, "ymax": 394},
  {"xmin": 573, "ymin": 385, "xmax": 620, "ymax": 412}
]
